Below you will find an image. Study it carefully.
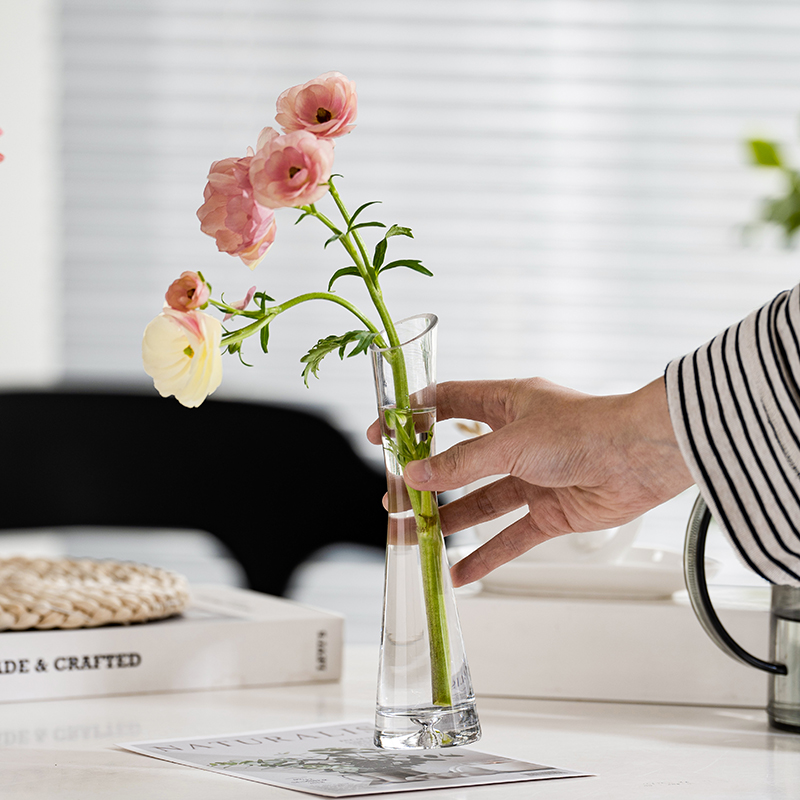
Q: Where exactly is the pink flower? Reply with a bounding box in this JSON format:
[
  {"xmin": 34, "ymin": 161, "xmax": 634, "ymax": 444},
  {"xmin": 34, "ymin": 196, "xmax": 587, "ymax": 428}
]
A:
[
  {"xmin": 275, "ymin": 72, "xmax": 358, "ymax": 139},
  {"xmin": 249, "ymin": 128, "xmax": 335, "ymax": 209},
  {"xmin": 224, "ymin": 285, "xmax": 256, "ymax": 321},
  {"xmin": 197, "ymin": 155, "xmax": 277, "ymax": 270},
  {"xmin": 142, "ymin": 308, "xmax": 223, "ymax": 408},
  {"xmin": 165, "ymin": 271, "xmax": 210, "ymax": 312},
  {"xmin": 0, "ymin": 128, "xmax": 4, "ymax": 163}
]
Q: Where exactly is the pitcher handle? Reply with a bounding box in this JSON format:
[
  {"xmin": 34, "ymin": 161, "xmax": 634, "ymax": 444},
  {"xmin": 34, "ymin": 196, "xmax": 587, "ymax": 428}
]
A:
[{"xmin": 684, "ymin": 494, "xmax": 787, "ymax": 676}]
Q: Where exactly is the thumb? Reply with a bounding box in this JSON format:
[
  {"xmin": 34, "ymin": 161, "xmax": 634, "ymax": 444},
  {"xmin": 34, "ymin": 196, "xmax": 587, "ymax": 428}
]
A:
[{"xmin": 403, "ymin": 431, "xmax": 512, "ymax": 492}]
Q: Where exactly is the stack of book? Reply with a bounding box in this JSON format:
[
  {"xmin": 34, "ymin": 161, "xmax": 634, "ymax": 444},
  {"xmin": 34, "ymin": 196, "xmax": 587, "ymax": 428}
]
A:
[{"xmin": 0, "ymin": 584, "xmax": 343, "ymax": 702}]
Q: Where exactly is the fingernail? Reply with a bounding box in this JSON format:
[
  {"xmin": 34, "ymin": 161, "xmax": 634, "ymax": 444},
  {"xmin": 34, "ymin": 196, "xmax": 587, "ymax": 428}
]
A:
[{"xmin": 405, "ymin": 459, "xmax": 432, "ymax": 484}]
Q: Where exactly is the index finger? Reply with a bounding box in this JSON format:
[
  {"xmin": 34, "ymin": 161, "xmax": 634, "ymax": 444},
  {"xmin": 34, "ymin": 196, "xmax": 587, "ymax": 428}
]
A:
[
  {"xmin": 366, "ymin": 379, "xmax": 509, "ymax": 447},
  {"xmin": 404, "ymin": 423, "xmax": 523, "ymax": 493},
  {"xmin": 435, "ymin": 379, "xmax": 514, "ymax": 430}
]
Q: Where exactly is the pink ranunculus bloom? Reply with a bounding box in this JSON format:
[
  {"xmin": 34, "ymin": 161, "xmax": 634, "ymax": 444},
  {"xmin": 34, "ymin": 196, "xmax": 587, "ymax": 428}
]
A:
[
  {"xmin": 197, "ymin": 154, "xmax": 277, "ymax": 270},
  {"xmin": 224, "ymin": 285, "xmax": 257, "ymax": 321},
  {"xmin": 275, "ymin": 72, "xmax": 358, "ymax": 139},
  {"xmin": 249, "ymin": 128, "xmax": 335, "ymax": 209},
  {"xmin": 142, "ymin": 308, "xmax": 223, "ymax": 408},
  {"xmin": 165, "ymin": 271, "xmax": 210, "ymax": 312}
]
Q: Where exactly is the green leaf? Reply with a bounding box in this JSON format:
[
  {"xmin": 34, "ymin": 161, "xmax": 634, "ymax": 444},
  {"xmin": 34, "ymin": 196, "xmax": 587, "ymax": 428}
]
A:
[
  {"xmin": 372, "ymin": 224, "xmax": 416, "ymax": 272},
  {"xmin": 327, "ymin": 266, "xmax": 361, "ymax": 291},
  {"xmin": 254, "ymin": 291, "xmax": 275, "ymax": 304},
  {"xmin": 381, "ymin": 408, "xmax": 434, "ymax": 465},
  {"xmin": 236, "ymin": 348, "xmax": 254, "ymax": 368},
  {"xmin": 762, "ymin": 191, "xmax": 800, "ymax": 241},
  {"xmin": 349, "ymin": 200, "xmax": 382, "ymax": 227},
  {"xmin": 373, "ymin": 238, "xmax": 388, "ymax": 270},
  {"xmin": 385, "ymin": 224, "xmax": 413, "ymax": 239},
  {"xmin": 294, "ymin": 211, "xmax": 313, "ymax": 225},
  {"xmin": 225, "ymin": 341, "xmax": 253, "ymax": 367},
  {"xmin": 324, "ymin": 231, "xmax": 343, "ymax": 249},
  {"xmin": 300, "ymin": 330, "xmax": 379, "ymax": 386},
  {"xmin": 378, "ymin": 259, "xmax": 433, "ymax": 277},
  {"xmin": 259, "ymin": 323, "xmax": 270, "ymax": 354},
  {"xmin": 350, "ymin": 221, "xmax": 386, "ymax": 231},
  {"xmin": 749, "ymin": 139, "xmax": 783, "ymax": 168},
  {"xmin": 344, "ymin": 330, "xmax": 380, "ymax": 358}
]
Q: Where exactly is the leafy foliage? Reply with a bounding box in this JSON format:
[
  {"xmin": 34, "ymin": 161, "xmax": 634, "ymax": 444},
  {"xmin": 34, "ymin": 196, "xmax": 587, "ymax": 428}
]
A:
[
  {"xmin": 749, "ymin": 139, "xmax": 783, "ymax": 168},
  {"xmin": 300, "ymin": 329, "xmax": 379, "ymax": 386},
  {"xmin": 381, "ymin": 407, "xmax": 434, "ymax": 465},
  {"xmin": 747, "ymin": 136, "xmax": 800, "ymax": 242},
  {"xmin": 327, "ymin": 218, "xmax": 433, "ymax": 290}
]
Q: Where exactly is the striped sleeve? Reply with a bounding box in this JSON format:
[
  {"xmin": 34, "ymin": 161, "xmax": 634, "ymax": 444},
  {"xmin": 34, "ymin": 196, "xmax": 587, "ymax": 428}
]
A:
[{"xmin": 665, "ymin": 285, "xmax": 800, "ymax": 586}]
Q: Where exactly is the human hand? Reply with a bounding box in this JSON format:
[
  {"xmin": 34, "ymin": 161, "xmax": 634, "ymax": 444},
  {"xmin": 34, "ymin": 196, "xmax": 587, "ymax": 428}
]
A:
[{"xmin": 369, "ymin": 377, "xmax": 694, "ymax": 586}]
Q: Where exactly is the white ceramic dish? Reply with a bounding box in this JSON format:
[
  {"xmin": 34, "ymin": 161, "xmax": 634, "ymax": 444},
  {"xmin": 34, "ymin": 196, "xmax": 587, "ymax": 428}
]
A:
[{"xmin": 463, "ymin": 545, "xmax": 720, "ymax": 601}]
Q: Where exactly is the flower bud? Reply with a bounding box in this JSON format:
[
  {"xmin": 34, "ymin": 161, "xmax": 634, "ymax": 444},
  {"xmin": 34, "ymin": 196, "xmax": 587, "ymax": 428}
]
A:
[{"xmin": 165, "ymin": 271, "xmax": 210, "ymax": 311}]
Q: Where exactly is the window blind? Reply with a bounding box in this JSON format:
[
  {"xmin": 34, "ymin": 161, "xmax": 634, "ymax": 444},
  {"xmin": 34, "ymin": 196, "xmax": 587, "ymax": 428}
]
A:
[{"xmin": 60, "ymin": 0, "xmax": 800, "ymax": 564}]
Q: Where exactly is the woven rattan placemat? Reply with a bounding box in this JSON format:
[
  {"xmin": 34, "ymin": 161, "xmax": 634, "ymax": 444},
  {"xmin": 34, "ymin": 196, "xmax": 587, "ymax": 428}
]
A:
[{"xmin": 0, "ymin": 557, "xmax": 191, "ymax": 631}]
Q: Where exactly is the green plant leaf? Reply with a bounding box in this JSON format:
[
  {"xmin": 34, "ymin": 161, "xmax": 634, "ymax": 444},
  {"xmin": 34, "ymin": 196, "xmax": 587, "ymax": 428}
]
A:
[
  {"xmin": 762, "ymin": 191, "xmax": 800, "ymax": 241},
  {"xmin": 327, "ymin": 266, "xmax": 361, "ymax": 291},
  {"xmin": 372, "ymin": 224, "xmax": 416, "ymax": 271},
  {"xmin": 382, "ymin": 408, "xmax": 434, "ymax": 465},
  {"xmin": 350, "ymin": 221, "xmax": 386, "ymax": 231},
  {"xmin": 385, "ymin": 224, "xmax": 413, "ymax": 239},
  {"xmin": 378, "ymin": 259, "xmax": 433, "ymax": 277},
  {"xmin": 749, "ymin": 139, "xmax": 783, "ymax": 168},
  {"xmin": 300, "ymin": 330, "xmax": 379, "ymax": 386},
  {"xmin": 259, "ymin": 322, "xmax": 270, "ymax": 353},
  {"xmin": 349, "ymin": 200, "xmax": 382, "ymax": 227},
  {"xmin": 373, "ymin": 238, "xmax": 388, "ymax": 270},
  {"xmin": 236, "ymin": 348, "xmax": 254, "ymax": 368},
  {"xmin": 324, "ymin": 231, "xmax": 343, "ymax": 248}
]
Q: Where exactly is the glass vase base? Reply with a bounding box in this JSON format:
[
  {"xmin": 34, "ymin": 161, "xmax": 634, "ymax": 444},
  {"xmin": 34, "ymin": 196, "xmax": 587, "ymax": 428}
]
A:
[{"xmin": 374, "ymin": 701, "xmax": 481, "ymax": 750}]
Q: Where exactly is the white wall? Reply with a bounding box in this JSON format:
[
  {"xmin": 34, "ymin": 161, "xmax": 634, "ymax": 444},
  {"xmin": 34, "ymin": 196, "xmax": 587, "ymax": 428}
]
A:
[{"xmin": 0, "ymin": 0, "xmax": 62, "ymax": 385}]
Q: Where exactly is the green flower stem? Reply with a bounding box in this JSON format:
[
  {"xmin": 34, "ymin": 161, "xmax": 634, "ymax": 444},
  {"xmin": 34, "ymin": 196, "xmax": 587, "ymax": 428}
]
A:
[
  {"xmin": 218, "ymin": 292, "xmax": 385, "ymax": 350},
  {"xmin": 277, "ymin": 292, "xmax": 382, "ymax": 336},
  {"xmin": 317, "ymin": 184, "xmax": 402, "ymax": 348},
  {"xmin": 317, "ymin": 184, "xmax": 414, "ymax": 417},
  {"xmin": 313, "ymin": 184, "xmax": 454, "ymax": 708},
  {"xmin": 218, "ymin": 313, "xmax": 272, "ymax": 349},
  {"xmin": 407, "ymin": 486, "xmax": 453, "ymax": 707},
  {"xmin": 207, "ymin": 300, "xmax": 262, "ymax": 319},
  {"xmin": 331, "ymin": 185, "xmax": 452, "ymax": 709},
  {"xmin": 326, "ymin": 183, "xmax": 374, "ymax": 289}
]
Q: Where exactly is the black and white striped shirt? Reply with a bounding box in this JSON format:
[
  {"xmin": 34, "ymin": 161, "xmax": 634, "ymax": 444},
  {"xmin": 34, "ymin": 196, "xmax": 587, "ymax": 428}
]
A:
[{"xmin": 665, "ymin": 285, "xmax": 800, "ymax": 586}]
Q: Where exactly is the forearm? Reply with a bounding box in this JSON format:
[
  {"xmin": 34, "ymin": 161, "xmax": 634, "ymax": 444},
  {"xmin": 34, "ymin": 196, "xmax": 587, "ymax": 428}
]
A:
[{"xmin": 665, "ymin": 285, "xmax": 800, "ymax": 585}]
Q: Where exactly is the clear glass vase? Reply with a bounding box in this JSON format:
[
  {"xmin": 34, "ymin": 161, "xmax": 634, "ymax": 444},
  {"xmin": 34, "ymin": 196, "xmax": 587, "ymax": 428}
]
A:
[{"xmin": 369, "ymin": 313, "xmax": 481, "ymax": 750}]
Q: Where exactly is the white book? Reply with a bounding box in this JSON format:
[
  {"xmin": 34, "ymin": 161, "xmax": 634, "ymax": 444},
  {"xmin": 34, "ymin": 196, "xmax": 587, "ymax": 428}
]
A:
[
  {"xmin": 0, "ymin": 584, "xmax": 343, "ymax": 703},
  {"xmin": 458, "ymin": 588, "xmax": 770, "ymax": 707}
]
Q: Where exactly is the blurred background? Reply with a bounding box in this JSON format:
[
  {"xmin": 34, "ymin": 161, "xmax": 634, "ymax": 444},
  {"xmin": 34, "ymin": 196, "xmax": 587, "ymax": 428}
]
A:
[{"xmin": 2, "ymin": 0, "xmax": 800, "ymax": 638}]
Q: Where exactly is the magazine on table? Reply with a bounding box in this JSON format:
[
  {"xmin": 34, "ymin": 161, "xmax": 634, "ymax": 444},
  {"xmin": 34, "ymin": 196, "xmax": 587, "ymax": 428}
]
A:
[{"xmin": 119, "ymin": 719, "xmax": 590, "ymax": 797}]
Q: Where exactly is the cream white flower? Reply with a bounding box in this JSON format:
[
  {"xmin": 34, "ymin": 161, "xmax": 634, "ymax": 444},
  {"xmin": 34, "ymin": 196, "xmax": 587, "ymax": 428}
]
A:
[{"xmin": 142, "ymin": 308, "xmax": 223, "ymax": 408}]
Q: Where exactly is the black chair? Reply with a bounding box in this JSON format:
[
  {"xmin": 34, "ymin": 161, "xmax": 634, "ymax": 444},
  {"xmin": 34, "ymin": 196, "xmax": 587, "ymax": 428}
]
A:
[{"xmin": 0, "ymin": 388, "xmax": 388, "ymax": 597}]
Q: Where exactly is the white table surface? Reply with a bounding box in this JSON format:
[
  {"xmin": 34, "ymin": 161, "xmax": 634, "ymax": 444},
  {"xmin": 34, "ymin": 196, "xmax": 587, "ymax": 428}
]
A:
[{"xmin": 2, "ymin": 644, "xmax": 798, "ymax": 800}]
